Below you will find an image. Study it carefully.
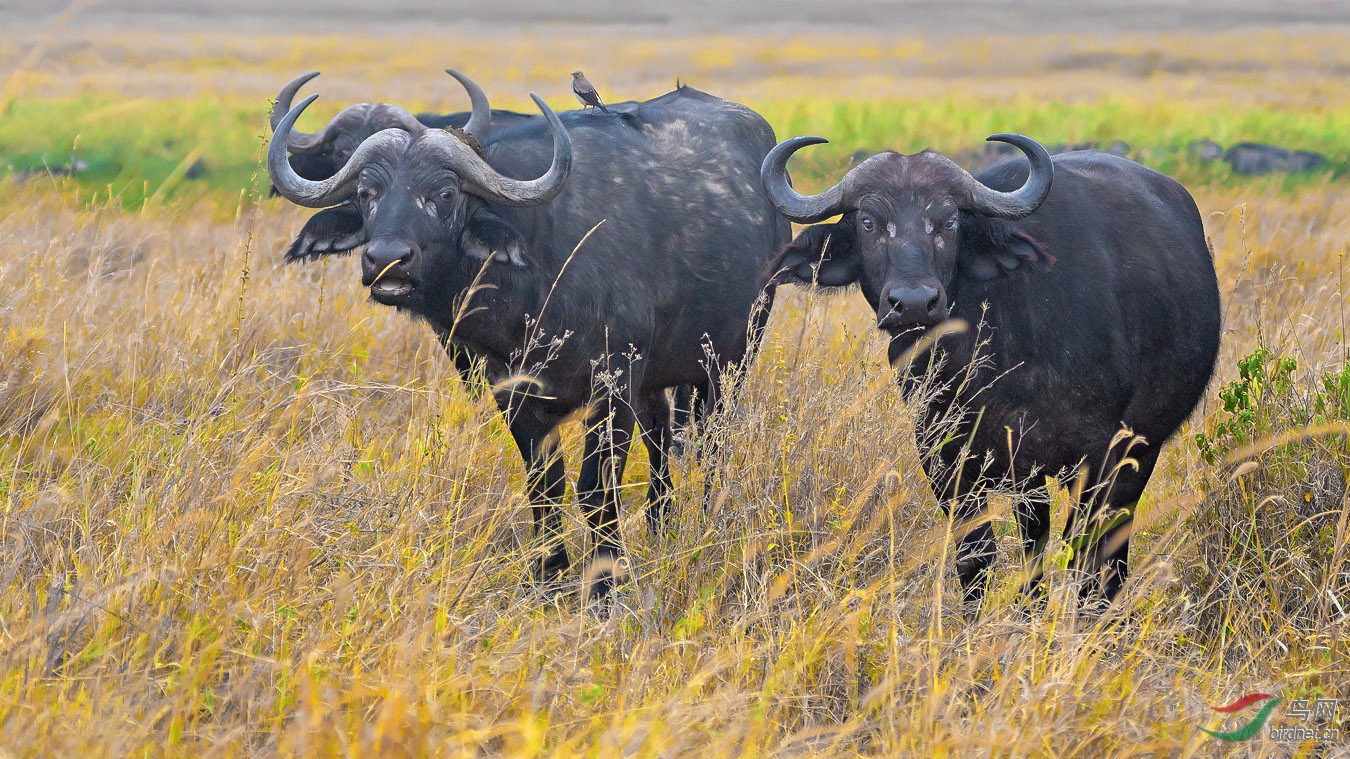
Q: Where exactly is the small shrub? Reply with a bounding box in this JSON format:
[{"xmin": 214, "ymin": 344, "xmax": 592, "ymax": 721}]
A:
[{"xmin": 1184, "ymin": 347, "xmax": 1350, "ymax": 651}]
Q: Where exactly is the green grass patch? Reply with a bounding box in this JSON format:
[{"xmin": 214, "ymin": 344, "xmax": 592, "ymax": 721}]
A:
[
  {"xmin": 2, "ymin": 93, "xmax": 1346, "ymax": 208},
  {"xmin": 0, "ymin": 95, "xmax": 275, "ymax": 207}
]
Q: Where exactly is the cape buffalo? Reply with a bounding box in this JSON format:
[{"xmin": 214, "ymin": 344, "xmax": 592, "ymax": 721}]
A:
[
  {"xmin": 1222, "ymin": 142, "xmax": 1328, "ymax": 175},
  {"xmin": 270, "ymin": 79, "xmax": 788, "ymax": 601},
  {"xmin": 1188, "ymin": 138, "xmax": 1224, "ymax": 163},
  {"xmin": 761, "ymin": 134, "xmax": 1220, "ymax": 611}
]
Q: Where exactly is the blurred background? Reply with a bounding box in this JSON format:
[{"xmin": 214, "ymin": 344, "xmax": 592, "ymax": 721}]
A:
[
  {"xmin": 3, "ymin": 0, "xmax": 1348, "ymax": 205},
  {"xmin": 3, "ymin": 0, "xmax": 1348, "ymax": 202},
  {"xmin": 7, "ymin": 0, "xmax": 1349, "ymax": 32}
]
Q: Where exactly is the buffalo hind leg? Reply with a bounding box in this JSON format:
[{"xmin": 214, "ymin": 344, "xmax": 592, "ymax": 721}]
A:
[
  {"xmin": 577, "ymin": 398, "xmax": 637, "ymax": 604},
  {"xmin": 1066, "ymin": 447, "xmax": 1158, "ymax": 608}
]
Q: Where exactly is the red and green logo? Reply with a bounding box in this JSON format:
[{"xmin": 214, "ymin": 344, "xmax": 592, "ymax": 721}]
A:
[{"xmin": 1199, "ymin": 693, "xmax": 1282, "ymax": 742}]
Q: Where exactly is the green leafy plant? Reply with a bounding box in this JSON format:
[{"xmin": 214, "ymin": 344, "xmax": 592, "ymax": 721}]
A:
[
  {"xmin": 1195, "ymin": 347, "xmax": 1298, "ymax": 465},
  {"xmin": 1185, "ymin": 347, "xmax": 1350, "ymax": 646}
]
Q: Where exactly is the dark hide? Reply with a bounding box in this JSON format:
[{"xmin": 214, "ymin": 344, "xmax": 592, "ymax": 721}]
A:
[{"xmin": 415, "ymin": 108, "xmax": 533, "ymax": 131}]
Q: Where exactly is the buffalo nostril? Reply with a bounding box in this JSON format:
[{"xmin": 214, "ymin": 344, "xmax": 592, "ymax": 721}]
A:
[
  {"xmin": 886, "ymin": 285, "xmax": 943, "ymax": 322},
  {"xmin": 365, "ymin": 242, "xmax": 414, "ymax": 270}
]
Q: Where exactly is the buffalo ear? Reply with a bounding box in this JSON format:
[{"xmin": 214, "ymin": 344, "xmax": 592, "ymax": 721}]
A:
[
  {"xmin": 959, "ymin": 223, "xmax": 1053, "ymax": 282},
  {"xmin": 769, "ymin": 221, "xmax": 861, "ymax": 288},
  {"xmin": 460, "ymin": 205, "xmax": 528, "ymax": 267},
  {"xmin": 284, "ymin": 203, "xmax": 368, "ymax": 263}
]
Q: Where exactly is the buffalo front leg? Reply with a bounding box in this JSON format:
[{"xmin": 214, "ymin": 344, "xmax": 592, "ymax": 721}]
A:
[
  {"xmin": 1015, "ymin": 486, "xmax": 1053, "ymax": 604},
  {"xmin": 505, "ymin": 405, "xmax": 570, "ymax": 587},
  {"xmin": 577, "ymin": 398, "xmax": 638, "ymax": 603},
  {"xmin": 931, "ymin": 457, "xmax": 997, "ymax": 616},
  {"xmin": 951, "ymin": 494, "xmax": 997, "ymax": 616},
  {"xmin": 669, "ymin": 384, "xmax": 696, "ymax": 455},
  {"xmin": 638, "ymin": 390, "xmax": 674, "ymax": 534},
  {"xmin": 432, "ymin": 326, "xmax": 487, "ymax": 397}
]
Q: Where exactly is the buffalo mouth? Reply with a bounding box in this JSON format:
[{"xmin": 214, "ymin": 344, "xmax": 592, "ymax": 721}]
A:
[
  {"xmin": 371, "ymin": 279, "xmax": 413, "ymax": 298},
  {"xmin": 366, "ymin": 270, "xmax": 416, "ymax": 303},
  {"xmin": 877, "ymin": 312, "xmax": 944, "ymax": 333}
]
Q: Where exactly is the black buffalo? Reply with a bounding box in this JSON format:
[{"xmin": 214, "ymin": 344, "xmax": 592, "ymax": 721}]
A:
[
  {"xmin": 1222, "ymin": 142, "xmax": 1328, "ymax": 175},
  {"xmin": 270, "ymin": 79, "xmax": 788, "ymax": 600},
  {"xmin": 762, "ymin": 134, "xmax": 1220, "ymax": 611}
]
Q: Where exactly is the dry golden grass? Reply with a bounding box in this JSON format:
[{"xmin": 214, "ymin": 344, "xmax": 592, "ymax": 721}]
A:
[{"xmin": 1, "ymin": 23, "xmax": 1348, "ymax": 758}]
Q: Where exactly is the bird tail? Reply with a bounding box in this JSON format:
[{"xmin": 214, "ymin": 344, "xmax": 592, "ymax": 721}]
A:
[{"xmin": 600, "ymin": 103, "xmax": 611, "ymax": 114}]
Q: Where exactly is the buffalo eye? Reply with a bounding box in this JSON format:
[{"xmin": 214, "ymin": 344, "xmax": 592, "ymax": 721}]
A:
[
  {"xmin": 944, "ymin": 217, "xmax": 958, "ymax": 231},
  {"xmin": 859, "ymin": 215, "xmax": 876, "ymax": 233},
  {"xmin": 438, "ymin": 186, "xmax": 457, "ymax": 202},
  {"xmin": 356, "ymin": 186, "xmax": 375, "ymax": 202}
]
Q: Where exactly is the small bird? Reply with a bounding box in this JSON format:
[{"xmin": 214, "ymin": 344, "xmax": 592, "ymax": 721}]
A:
[{"xmin": 571, "ymin": 70, "xmax": 610, "ymax": 113}]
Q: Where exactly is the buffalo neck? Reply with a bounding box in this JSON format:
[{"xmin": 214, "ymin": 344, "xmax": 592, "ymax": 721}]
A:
[
  {"xmin": 886, "ymin": 325, "xmax": 979, "ymax": 397},
  {"xmin": 424, "ymin": 260, "xmax": 548, "ymax": 377}
]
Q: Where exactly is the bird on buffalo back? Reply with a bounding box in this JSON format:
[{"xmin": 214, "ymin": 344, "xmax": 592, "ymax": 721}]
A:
[{"xmin": 571, "ymin": 70, "xmax": 610, "ymax": 113}]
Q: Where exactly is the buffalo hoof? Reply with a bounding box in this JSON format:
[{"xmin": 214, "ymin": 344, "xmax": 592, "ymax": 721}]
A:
[
  {"xmin": 958, "ymin": 580, "xmax": 989, "ymax": 621},
  {"xmin": 645, "ymin": 499, "xmax": 673, "ymax": 537},
  {"xmin": 1012, "ymin": 585, "xmax": 1048, "ymax": 622},
  {"xmin": 581, "ymin": 548, "xmax": 627, "ymax": 610},
  {"xmin": 532, "ymin": 548, "xmax": 571, "ymax": 591}
]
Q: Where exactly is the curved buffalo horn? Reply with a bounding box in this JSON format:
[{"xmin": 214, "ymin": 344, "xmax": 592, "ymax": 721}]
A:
[
  {"xmin": 760, "ymin": 136, "xmax": 855, "ymax": 223},
  {"xmin": 270, "ymin": 71, "xmax": 319, "ymax": 133},
  {"xmin": 959, "ymin": 133, "xmax": 1053, "ymax": 219},
  {"xmin": 419, "ymin": 93, "xmax": 571, "ymax": 207},
  {"xmin": 271, "ymin": 92, "xmax": 570, "ymax": 208},
  {"xmin": 268, "ymin": 94, "xmax": 414, "ymax": 207},
  {"xmin": 269, "ymin": 71, "xmax": 425, "ymax": 155},
  {"xmin": 445, "ymin": 68, "xmax": 491, "ymax": 141},
  {"xmin": 269, "ymin": 71, "xmax": 336, "ymax": 154}
]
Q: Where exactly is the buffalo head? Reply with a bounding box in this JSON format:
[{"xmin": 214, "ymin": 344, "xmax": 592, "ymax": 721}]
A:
[
  {"xmin": 268, "ymin": 76, "xmax": 571, "ymax": 313},
  {"xmin": 761, "ymin": 134, "xmax": 1053, "ymax": 332}
]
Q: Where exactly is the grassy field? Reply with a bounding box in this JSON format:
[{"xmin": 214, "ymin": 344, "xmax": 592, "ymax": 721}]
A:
[{"xmin": 1, "ymin": 22, "xmax": 1349, "ymax": 758}]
